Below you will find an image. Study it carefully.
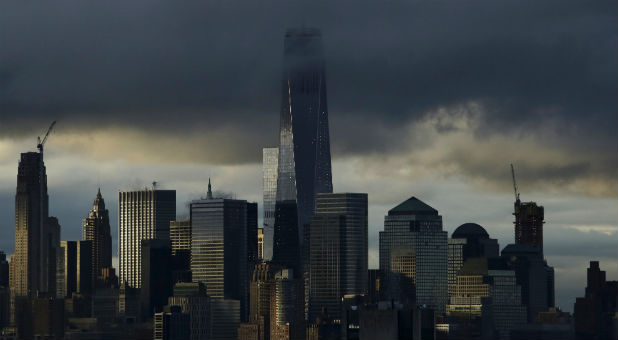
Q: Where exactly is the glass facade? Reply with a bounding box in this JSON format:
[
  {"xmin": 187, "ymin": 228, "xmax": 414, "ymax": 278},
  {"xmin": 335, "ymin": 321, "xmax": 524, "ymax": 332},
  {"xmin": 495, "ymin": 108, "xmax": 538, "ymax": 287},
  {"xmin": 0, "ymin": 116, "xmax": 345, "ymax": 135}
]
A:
[
  {"xmin": 190, "ymin": 198, "xmax": 254, "ymax": 322},
  {"xmin": 379, "ymin": 197, "xmax": 448, "ymax": 314},
  {"xmin": 274, "ymin": 28, "xmax": 333, "ymax": 264},
  {"xmin": 448, "ymin": 238, "xmax": 466, "ymax": 297},
  {"xmin": 170, "ymin": 220, "xmax": 191, "ymax": 256},
  {"xmin": 262, "ymin": 147, "xmax": 278, "ymax": 260},
  {"xmin": 118, "ymin": 189, "xmax": 176, "ymax": 288}
]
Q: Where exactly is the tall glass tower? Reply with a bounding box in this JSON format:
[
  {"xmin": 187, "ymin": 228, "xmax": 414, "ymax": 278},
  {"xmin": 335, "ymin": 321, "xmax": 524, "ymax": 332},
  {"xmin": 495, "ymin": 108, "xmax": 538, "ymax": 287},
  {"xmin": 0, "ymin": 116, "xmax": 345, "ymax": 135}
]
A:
[{"xmin": 273, "ymin": 27, "xmax": 333, "ymax": 269}]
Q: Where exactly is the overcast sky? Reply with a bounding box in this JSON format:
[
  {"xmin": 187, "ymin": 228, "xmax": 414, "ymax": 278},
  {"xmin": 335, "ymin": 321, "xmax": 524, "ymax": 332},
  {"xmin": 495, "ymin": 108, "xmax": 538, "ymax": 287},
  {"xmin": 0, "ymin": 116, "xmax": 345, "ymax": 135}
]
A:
[{"xmin": 1, "ymin": 0, "xmax": 616, "ymax": 312}]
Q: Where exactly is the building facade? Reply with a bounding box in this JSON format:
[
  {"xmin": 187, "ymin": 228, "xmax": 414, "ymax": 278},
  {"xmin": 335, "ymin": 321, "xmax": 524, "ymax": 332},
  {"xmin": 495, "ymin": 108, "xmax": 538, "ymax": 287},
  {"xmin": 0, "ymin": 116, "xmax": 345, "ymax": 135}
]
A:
[
  {"xmin": 118, "ymin": 189, "xmax": 176, "ymax": 288},
  {"xmin": 170, "ymin": 220, "xmax": 191, "ymax": 256},
  {"xmin": 379, "ymin": 197, "xmax": 448, "ymax": 314},
  {"xmin": 190, "ymin": 185, "xmax": 256, "ymax": 322},
  {"xmin": 12, "ymin": 152, "xmax": 51, "ymax": 298},
  {"xmin": 262, "ymin": 147, "xmax": 279, "ymax": 260},
  {"xmin": 273, "ymin": 27, "xmax": 333, "ymax": 269},
  {"xmin": 167, "ymin": 282, "xmax": 211, "ymax": 340},
  {"xmin": 309, "ymin": 193, "xmax": 368, "ymax": 322}
]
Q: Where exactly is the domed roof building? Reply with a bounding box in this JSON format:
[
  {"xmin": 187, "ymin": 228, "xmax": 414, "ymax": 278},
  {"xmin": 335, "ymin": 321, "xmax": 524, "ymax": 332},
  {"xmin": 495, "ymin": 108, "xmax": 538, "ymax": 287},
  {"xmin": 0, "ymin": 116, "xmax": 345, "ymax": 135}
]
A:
[{"xmin": 452, "ymin": 223, "xmax": 489, "ymax": 240}]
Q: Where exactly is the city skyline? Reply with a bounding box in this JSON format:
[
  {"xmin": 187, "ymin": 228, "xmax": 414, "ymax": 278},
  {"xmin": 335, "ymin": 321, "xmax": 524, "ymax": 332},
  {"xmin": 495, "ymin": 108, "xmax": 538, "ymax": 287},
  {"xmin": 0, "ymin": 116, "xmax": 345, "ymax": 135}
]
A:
[{"xmin": 0, "ymin": 0, "xmax": 616, "ymax": 320}]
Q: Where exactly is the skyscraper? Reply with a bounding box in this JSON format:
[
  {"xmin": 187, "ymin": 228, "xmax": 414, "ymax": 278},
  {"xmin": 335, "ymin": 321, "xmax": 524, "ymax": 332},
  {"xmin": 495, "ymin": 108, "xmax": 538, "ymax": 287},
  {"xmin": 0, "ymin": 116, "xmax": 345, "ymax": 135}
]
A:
[
  {"xmin": 12, "ymin": 151, "xmax": 50, "ymax": 297},
  {"xmin": 257, "ymin": 227, "xmax": 264, "ymax": 261},
  {"xmin": 262, "ymin": 147, "xmax": 278, "ymax": 260},
  {"xmin": 141, "ymin": 239, "xmax": 173, "ymax": 319},
  {"xmin": 82, "ymin": 188, "xmax": 112, "ymax": 282},
  {"xmin": 308, "ymin": 193, "xmax": 368, "ymax": 321},
  {"xmin": 189, "ymin": 182, "xmax": 256, "ymax": 322},
  {"xmin": 379, "ymin": 197, "xmax": 448, "ymax": 313},
  {"xmin": 273, "ymin": 27, "xmax": 333, "ymax": 268},
  {"xmin": 170, "ymin": 220, "xmax": 191, "ymax": 256},
  {"xmin": 448, "ymin": 223, "xmax": 499, "ymax": 296},
  {"xmin": 167, "ymin": 282, "xmax": 211, "ymax": 340},
  {"xmin": 514, "ymin": 199, "xmax": 544, "ymax": 255},
  {"xmin": 57, "ymin": 240, "xmax": 93, "ymax": 298},
  {"xmin": 119, "ymin": 189, "xmax": 176, "ymax": 288}
]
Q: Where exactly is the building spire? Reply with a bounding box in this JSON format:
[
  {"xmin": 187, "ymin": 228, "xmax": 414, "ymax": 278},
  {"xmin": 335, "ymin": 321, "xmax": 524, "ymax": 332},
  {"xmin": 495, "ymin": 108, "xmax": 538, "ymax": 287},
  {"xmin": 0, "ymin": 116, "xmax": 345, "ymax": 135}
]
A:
[{"xmin": 207, "ymin": 178, "xmax": 213, "ymax": 199}]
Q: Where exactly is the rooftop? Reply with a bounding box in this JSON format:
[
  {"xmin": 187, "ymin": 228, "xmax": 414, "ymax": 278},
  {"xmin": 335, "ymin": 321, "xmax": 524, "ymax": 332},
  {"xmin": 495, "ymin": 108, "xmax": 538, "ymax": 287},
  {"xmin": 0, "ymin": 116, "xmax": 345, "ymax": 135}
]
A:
[{"xmin": 388, "ymin": 196, "xmax": 438, "ymax": 216}]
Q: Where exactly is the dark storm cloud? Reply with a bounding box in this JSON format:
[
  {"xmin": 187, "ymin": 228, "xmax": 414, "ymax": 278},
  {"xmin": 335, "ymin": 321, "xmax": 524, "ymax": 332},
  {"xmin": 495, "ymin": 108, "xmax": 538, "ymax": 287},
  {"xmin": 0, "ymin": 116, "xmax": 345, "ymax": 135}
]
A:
[{"xmin": 0, "ymin": 1, "xmax": 616, "ymax": 176}]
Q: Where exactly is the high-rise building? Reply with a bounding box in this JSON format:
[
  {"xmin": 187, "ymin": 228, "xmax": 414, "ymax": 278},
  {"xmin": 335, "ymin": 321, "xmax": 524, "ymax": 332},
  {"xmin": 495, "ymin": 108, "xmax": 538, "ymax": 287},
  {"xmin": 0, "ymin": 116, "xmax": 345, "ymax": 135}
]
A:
[
  {"xmin": 263, "ymin": 147, "xmax": 279, "ymax": 260},
  {"xmin": 141, "ymin": 239, "xmax": 173, "ymax": 319},
  {"xmin": 12, "ymin": 151, "xmax": 50, "ymax": 297},
  {"xmin": 501, "ymin": 244, "xmax": 554, "ymax": 322},
  {"xmin": 308, "ymin": 193, "xmax": 368, "ymax": 322},
  {"xmin": 514, "ymin": 199, "xmax": 544, "ymax": 255},
  {"xmin": 315, "ymin": 193, "xmax": 368, "ymax": 296},
  {"xmin": 574, "ymin": 261, "xmax": 618, "ymax": 339},
  {"xmin": 82, "ymin": 188, "xmax": 112, "ymax": 282},
  {"xmin": 167, "ymin": 282, "xmax": 211, "ymax": 340},
  {"xmin": 45, "ymin": 217, "xmax": 61, "ymax": 297},
  {"xmin": 118, "ymin": 189, "xmax": 176, "ymax": 288},
  {"xmin": 273, "ymin": 27, "xmax": 333, "ymax": 269},
  {"xmin": 379, "ymin": 196, "xmax": 448, "ymax": 313},
  {"xmin": 190, "ymin": 182, "xmax": 255, "ymax": 322},
  {"xmin": 270, "ymin": 268, "xmax": 303, "ymax": 340},
  {"xmin": 211, "ymin": 299, "xmax": 241, "ymax": 340},
  {"xmin": 248, "ymin": 262, "xmax": 274, "ymax": 339},
  {"xmin": 57, "ymin": 240, "xmax": 94, "ymax": 298},
  {"xmin": 446, "ymin": 258, "xmax": 527, "ymax": 339},
  {"xmin": 154, "ymin": 305, "xmax": 191, "ymax": 340},
  {"xmin": 258, "ymin": 227, "xmax": 265, "ymax": 261},
  {"xmin": 170, "ymin": 220, "xmax": 191, "ymax": 256},
  {"xmin": 448, "ymin": 223, "xmax": 499, "ymax": 296},
  {"xmin": 0, "ymin": 252, "xmax": 8, "ymax": 287}
]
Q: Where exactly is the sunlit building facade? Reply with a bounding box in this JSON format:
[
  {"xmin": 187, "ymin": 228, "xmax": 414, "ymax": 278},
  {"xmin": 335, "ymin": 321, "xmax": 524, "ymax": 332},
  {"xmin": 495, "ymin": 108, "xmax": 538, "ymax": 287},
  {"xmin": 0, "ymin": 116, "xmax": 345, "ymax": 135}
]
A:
[
  {"xmin": 262, "ymin": 147, "xmax": 278, "ymax": 260},
  {"xmin": 118, "ymin": 189, "xmax": 176, "ymax": 288}
]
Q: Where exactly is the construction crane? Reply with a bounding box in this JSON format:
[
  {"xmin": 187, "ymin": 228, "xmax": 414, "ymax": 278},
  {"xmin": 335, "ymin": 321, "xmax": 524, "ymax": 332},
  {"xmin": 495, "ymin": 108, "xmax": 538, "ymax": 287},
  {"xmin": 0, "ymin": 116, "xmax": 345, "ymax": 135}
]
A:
[
  {"xmin": 37, "ymin": 121, "xmax": 57, "ymax": 154},
  {"xmin": 510, "ymin": 163, "xmax": 520, "ymax": 202}
]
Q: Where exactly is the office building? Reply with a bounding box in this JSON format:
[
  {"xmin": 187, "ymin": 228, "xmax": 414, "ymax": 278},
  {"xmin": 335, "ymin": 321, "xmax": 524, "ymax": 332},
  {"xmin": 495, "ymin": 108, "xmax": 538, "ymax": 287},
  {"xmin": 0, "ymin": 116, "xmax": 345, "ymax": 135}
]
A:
[
  {"xmin": 119, "ymin": 189, "xmax": 176, "ymax": 288},
  {"xmin": 32, "ymin": 296, "xmax": 64, "ymax": 339},
  {"xmin": 211, "ymin": 299, "xmax": 241, "ymax": 340},
  {"xmin": 308, "ymin": 193, "xmax": 368, "ymax": 322},
  {"xmin": 448, "ymin": 223, "xmax": 499, "ymax": 296},
  {"xmin": 167, "ymin": 282, "xmax": 211, "ymax": 340},
  {"xmin": 57, "ymin": 240, "xmax": 93, "ymax": 298},
  {"xmin": 141, "ymin": 239, "xmax": 173, "ymax": 319},
  {"xmin": 263, "ymin": 147, "xmax": 279, "ymax": 260},
  {"xmin": 12, "ymin": 151, "xmax": 51, "ymax": 298},
  {"xmin": 154, "ymin": 305, "xmax": 191, "ymax": 340},
  {"xmin": 246, "ymin": 262, "xmax": 275, "ymax": 340},
  {"xmin": 46, "ymin": 217, "xmax": 61, "ymax": 296},
  {"xmin": 270, "ymin": 268, "xmax": 304, "ymax": 340},
  {"xmin": 574, "ymin": 261, "xmax": 618, "ymax": 339},
  {"xmin": 514, "ymin": 199, "xmax": 544, "ymax": 255},
  {"xmin": 170, "ymin": 220, "xmax": 191, "ymax": 256},
  {"xmin": 82, "ymin": 188, "xmax": 112, "ymax": 283},
  {"xmin": 501, "ymin": 244, "xmax": 554, "ymax": 322},
  {"xmin": 273, "ymin": 27, "xmax": 333, "ymax": 268},
  {"xmin": 0, "ymin": 252, "xmax": 8, "ymax": 287},
  {"xmin": 190, "ymin": 182, "xmax": 256, "ymax": 322},
  {"xmin": 379, "ymin": 196, "xmax": 448, "ymax": 313},
  {"xmin": 446, "ymin": 258, "xmax": 527, "ymax": 339},
  {"xmin": 258, "ymin": 227, "xmax": 265, "ymax": 260}
]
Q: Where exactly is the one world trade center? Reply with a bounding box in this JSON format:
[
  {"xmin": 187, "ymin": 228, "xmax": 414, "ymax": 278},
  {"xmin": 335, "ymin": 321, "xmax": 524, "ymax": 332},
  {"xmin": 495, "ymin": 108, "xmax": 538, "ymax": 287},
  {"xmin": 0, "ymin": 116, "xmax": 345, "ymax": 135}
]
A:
[{"xmin": 273, "ymin": 28, "xmax": 333, "ymax": 271}]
